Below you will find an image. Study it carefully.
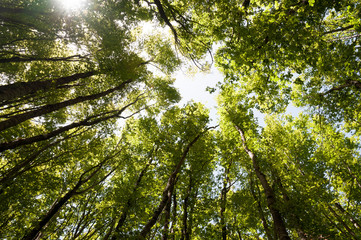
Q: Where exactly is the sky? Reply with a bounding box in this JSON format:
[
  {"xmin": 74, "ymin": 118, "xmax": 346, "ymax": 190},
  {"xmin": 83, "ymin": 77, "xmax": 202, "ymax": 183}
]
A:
[
  {"xmin": 173, "ymin": 65, "xmax": 302, "ymax": 127},
  {"xmin": 173, "ymin": 65, "xmax": 221, "ymax": 125}
]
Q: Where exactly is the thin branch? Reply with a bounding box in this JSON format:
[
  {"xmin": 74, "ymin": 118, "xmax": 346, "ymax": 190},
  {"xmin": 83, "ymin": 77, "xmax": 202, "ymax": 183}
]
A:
[{"xmin": 323, "ymin": 25, "xmax": 354, "ymax": 35}]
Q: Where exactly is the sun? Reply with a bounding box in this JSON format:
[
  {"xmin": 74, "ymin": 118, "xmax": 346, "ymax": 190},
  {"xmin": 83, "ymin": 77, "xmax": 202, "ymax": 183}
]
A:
[{"xmin": 57, "ymin": 0, "xmax": 87, "ymax": 11}]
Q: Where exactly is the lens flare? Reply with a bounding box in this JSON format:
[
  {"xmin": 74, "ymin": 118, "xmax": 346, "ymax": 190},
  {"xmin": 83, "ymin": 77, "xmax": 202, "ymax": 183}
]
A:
[{"xmin": 57, "ymin": 0, "xmax": 87, "ymax": 11}]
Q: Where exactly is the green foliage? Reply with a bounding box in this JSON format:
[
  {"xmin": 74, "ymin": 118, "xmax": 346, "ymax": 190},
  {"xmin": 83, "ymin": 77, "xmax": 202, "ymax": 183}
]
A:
[{"xmin": 1, "ymin": 0, "xmax": 361, "ymax": 239}]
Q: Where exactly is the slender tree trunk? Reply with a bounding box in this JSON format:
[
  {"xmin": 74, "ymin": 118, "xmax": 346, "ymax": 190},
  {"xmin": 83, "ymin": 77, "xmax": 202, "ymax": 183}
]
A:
[
  {"xmin": 21, "ymin": 148, "xmax": 120, "ymax": 240},
  {"xmin": 220, "ymin": 187, "xmax": 227, "ymax": 240},
  {"xmin": 328, "ymin": 204, "xmax": 357, "ymax": 239},
  {"xmin": 0, "ymin": 6, "xmax": 51, "ymax": 15},
  {"xmin": 188, "ymin": 188, "xmax": 197, "ymax": 239},
  {"xmin": 274, "ymin": 175, "xmax": 306, "ymax": 239},
  {"xmin": 0, "ymin": 79, "xmax": 132, "ymax": 132},
  {"xmin": 0, "ymin": 130, "xmax": 89, "ymax": 194},
  {"xmin": 334, "ymin": 203, "xmax": 361, "ymax": 229},
  {"xmin": 170, "ymin": 189, "xmax": 177, "ymax": 240},
  {"xmin": 181, "ymin": 175, "xmax": 192, "ymax": 240},
  {"xmin": 0, "ymin": 71, "xmax": 96, "ymax": 103},
  {"xmin": 162, "ymin": 193, "xmax": 172, "ymax": 240},
  {"xmin": 103, "ymin": 220, "xmax": 116, "ymax": 240},
  {"xmin": 249, "ymin": 176, "xmax": 273, "ymax": 240},
  {"xmin": 22, "ymin": 169, "xmax": 97, "ymax": 240},
  {"xmin": 111, "ymin": 153, "xmax": 155, "ymax": 240},
  {"xmin": 236, "ymin": 227, "xmax": 243, "ymax": 240},
  {"xmin": 0, "ymin": 54, "xmax": 89, "ymax": 64},
  {"xmin": 138, "ymin": 131, "xmax": 205, "ymax": 239},
  {"xmin": 322, "ymin": 209, "xmax": 349, "ymax": 238},
  {"xmin": 220, "ymin": 166, "xmax": 230, "ymax": 240},
  {"xmin": 0, "ymin": 95, "xmax": 141, "ymax": 152},
  {"xmin": 234, "ymin": 124, "xmax": 290, "ymax": 240}
]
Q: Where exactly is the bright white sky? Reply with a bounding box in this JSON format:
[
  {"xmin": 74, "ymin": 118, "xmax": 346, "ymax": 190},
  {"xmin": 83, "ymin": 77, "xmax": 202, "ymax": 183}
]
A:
[
  {"xmin": 55, "ymin": 0, "xmax": 87, "ymax": 11},
  {"xmin": 173, "ymin": 66, "xmax": 221, "ymax": 125}
]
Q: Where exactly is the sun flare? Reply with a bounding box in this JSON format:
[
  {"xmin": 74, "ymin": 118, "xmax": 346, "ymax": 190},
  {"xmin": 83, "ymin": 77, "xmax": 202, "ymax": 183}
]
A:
[{"xmin": 57, "ymin": 0, "xmax": 87, "ymax": 11}]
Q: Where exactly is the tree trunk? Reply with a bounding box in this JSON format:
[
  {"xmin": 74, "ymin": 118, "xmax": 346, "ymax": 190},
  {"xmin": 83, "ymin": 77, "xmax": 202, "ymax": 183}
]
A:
[
  {"xmin": 234, "ymin": 124, "xmax": 290, "ymax": 240},
  {"xmin": 21, "ymin": 149, "xmax": 119, "ymax": 240},
  {"xmin": 0, "ymin": 95, "xmax": 141, "ymax": 152},
  {"xmin": 346, "ymin": 165, "xmax": 361, "ymax": 190},
  {"xmin": 22, "ymin": 172, "xmax": 93, "ymax": 240},
  {"xmin": 220, "ymin": 166, "xmax": 230, "ymax": 240},
  {"xmin": 162, "ymin": 193, "xmax": 172, "ymax": 240},
  {"xmin": 138, "ymin": 131, "xmax": 205, "ymax": 239},
  {"xmin": 334, "ymin": 202, "xmax": 361, "ymax": 229},
  {"xmin": 0, "ymin": 79, "xmax": 132, "ymax": 132},
  {"xmin": 249, "ymin": 176, "xmax": 273, "ymax": 240},
  {"xmin": 0, "ymin": 54, "xmax": 89, "ymax": 64},
  {"xmin": 0, "ymin": 71, "xmax": 95, "ymax": 103},
  {"xmin": 181, "ymin": 175, "xmax": 192, "ymax": 240},
  {"xmin": 328, "ymin": 204, "xmax": 357, "ymax": 239},
  {"xmin": 274, "ymin": 175, "xmax": 306, "ymax": 239},
  {"xmin": 170, "ymin": 189, "xmax": 177, "ymax": 240},
  {"xmin": 111, "ymin": 153, "xmax": 155, "ymax": 240},
  {"xmin": 322, "ymin": 209, "xmax": 349, "ymax": 238}
]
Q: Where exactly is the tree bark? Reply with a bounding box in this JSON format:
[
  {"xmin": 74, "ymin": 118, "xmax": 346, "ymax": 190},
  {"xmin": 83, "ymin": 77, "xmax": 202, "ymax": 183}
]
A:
[
  {"xmin": 0, "ymin": 71, "xmax": 95, "ymax": 103},
  {"xmin": 320, "ymin": 79, "xmax": 361, "ymax": 96},
  {"xmin": 0, "ymin": 95, "xmax": 141, "ymax": 152},
  {"xmin": 138, "ymin": 129, "xmax": 207, "ymax": 239},
  {"xmin": 328, "ymin": 204, "xmax": 357, "ymax": 239},
  {"xmin": 322, "ymin": 210, "xmax": 349, "ymax": 238},
  {"xmin": 234, "ymin": 124, "xmax": 290, "ymax": 240},
  {"xmin": 170, "ymin": 189, "xmax": 177, "ymax": 240},
  {"xmin": 0, "ymin": 79, "xmax": 132, "ymax": 132},
  {"xmin": 273, "ymin": 175, "xmax": 306, "ymax": 239},
  {"xmin": 346, "ymin": 165, "xmax": 361, "ymax": 190},
  {"xmin": 220, "ymin": 166, "xmax": 230, "ymax": 240},
  {"xmin": 153, "ymin": 0, "xmax": 178, "ymax": 44},
  {"xmin": 0, "ymin": 54, "xmax": 88, "ymax": 64},
  {"xmin": 249, "ymin": 176, "xmax": 273, "ymax": 240},
  {"xmin": 111, "ymin": 152, "xmax": 155, "ymax": 240},
  {"xmin": 181, "ymin": 175, "xmax": 192, "ymax": 240},
  {"xmin": 334, "ymin": 203, "xmax": 361, "ymax": 229},
  {"xmin": 162, "ymin": 192, "xmax": 172, "ymax": 240},
  {"xmin": 21, "ymin": 163, "xmax": 103, "ymax": 240}
]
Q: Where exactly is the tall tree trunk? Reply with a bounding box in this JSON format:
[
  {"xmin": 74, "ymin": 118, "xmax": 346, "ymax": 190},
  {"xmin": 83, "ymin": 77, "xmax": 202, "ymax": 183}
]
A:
[
  {"xmin": 21, "ymin": 163, "xmax": 104, "ymax": 240},
  {"xmin": 273, "ymin": 175, "xmax": 306, "ymax": 239},
  {"xmin": 234, "ymin": 124, "xmax": 290, "ymax": 240},
  {"xmin": 220, "ymin": 166, "xmax": 230, "ymax": 240},
  {"xmin": 162, "ymin": 193, "xmax": 172, "ymax": 240},
  {"xmin": 236, "ymin": 227, "xmax": 243, "ymax": 240},
  {"xmin": 138, "ymin": 129, "xmax": 207, "ymax": 239},
  {"xmin": 0, "ymin": 54, "xmax": 89, "ymax": 64},
  {"xmin": 188, "ymin": 188, "xmax": 197, "ymax": 240},
  {"xmin": 170, "ymin": 189, "xmax": 177, "ymax": 240},
  {"xmin": 0, "ymin": 71, "xmax": 96, "ymax": 103},
  {"xmin": 334, "ymin": 203, "xmax": 361, "ymax": 229},
  {"xmin": 328, "ymin": 204, "xmax": 357, "ymax": 239},
  {"xmin": 0, "ymin": 79, "xmax": 132, "ymax": 132},
  {"xmin": 249, "ymin": 176, "xmax": 273, "ymax": 240},
  {"xmin": 181, "ymin": 175, "xmax": 192, "ymax": 240},
  {"xmin": 111, "ymin": 152, "xmax": 155, "ymax": 240},
  {"xmin": 0, "ymin": 95, "xmax": 141, "ymax": 152}
]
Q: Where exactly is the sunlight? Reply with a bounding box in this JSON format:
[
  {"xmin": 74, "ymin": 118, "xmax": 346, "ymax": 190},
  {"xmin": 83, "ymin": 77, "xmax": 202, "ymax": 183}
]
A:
[{"xmin": 56, "ymin": 0, "xmax": 87, "ymax": 11}]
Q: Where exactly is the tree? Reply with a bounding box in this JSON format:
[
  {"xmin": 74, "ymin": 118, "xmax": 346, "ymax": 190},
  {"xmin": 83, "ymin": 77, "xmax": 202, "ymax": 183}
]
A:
[{"xmin": 2, "ymin": 1, "xmax": 361, "ymax": 239}]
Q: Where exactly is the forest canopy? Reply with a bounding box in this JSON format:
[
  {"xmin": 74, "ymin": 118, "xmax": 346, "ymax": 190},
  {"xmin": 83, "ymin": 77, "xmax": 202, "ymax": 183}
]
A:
[{"xmin": 0, "ymin": 0, "xmax": 361, "ymax": 239}]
